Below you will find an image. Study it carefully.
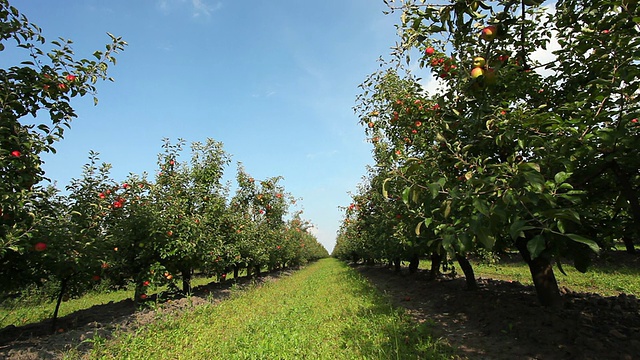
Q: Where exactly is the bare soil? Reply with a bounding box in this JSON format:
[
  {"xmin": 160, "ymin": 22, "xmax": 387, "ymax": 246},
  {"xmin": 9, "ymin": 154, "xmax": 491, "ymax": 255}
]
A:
[
  {"xmin": 355, "ymin": 252, "xmax": 640, "ymax": 360},
  {"xmin": 1, "ymin": 255, "xmax": 639, "ymax": 360}
]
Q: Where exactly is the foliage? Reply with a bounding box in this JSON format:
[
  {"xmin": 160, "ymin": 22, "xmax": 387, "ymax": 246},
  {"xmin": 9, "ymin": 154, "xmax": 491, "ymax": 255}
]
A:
[{"xmin": 339, "ymin": 0, "xmax": 639, "ymax": 306}]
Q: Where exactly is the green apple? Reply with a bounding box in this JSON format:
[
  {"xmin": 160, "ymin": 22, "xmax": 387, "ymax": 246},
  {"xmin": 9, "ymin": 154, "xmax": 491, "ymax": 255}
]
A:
[{"xmin": 473, "ymin": 57, "xmax": 486, "ymax": 68}]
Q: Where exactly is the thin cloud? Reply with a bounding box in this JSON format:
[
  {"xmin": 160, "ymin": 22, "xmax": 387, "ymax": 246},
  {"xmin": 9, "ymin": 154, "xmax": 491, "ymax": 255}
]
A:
[
  {"xmin": 191, "ymin": 0, "xmax": 223, "ymax": 18},
  {"xmin": 156, "ymin": 0, "xmax": 223, "ymax": 18}
]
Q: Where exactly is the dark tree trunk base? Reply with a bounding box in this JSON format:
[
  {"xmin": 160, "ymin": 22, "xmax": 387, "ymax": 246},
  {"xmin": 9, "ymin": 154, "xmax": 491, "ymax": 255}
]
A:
[
  {"xmin": 455, "ymin": 254, "xmax": 477, "ymax": 290},
  {"xmin": 516, "ymin": 238, "xmax": 563, "ymax": 308}
]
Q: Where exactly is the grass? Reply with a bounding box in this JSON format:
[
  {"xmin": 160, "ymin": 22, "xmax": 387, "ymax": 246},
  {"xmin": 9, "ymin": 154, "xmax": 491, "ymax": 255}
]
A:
[
  {"xmin": 420, "ymin": 253, "xmax": 640, "ymax": 297},
  {"xmin": 0, "ymin": 274, "xmax": 220, "ymax": 329},
  {"xmin": 79, "ymin": 258, "xmax": 455, "ymax": 360}
]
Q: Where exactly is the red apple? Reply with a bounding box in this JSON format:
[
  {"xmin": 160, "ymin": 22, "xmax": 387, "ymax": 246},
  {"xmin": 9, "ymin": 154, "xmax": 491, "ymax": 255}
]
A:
[
  {"xmin": 10, "ymin": 150, "xmax": 21, "ymax": 157},
  {"xmin": 480, "ymin": 25, "xmax": 497, "ymax": 41},
  {"xmin": 65, "ymin": 74, "xmax": 77, "ymax": 81},
  {"xmin": 34, "ymin": 242, "xmax": 47, "ymax": 251},
  {"xmin": 470, "ymin": 67, "xmax": 485, "ymax": 78},
  {"xmin": 425, "ymin": 47, "xmax": 435, "ymax": 56}
]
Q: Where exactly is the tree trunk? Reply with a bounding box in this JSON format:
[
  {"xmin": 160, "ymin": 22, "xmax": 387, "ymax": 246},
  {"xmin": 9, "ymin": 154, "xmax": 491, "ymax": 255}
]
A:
[
  {"xmin": 408, "ymin": 254, "xmax": 420, "ymax": 274},
  {"xmin": 428, "ymin": 252, "xmax": 442, "ymax": 280},
  {"xmin": 51, "ymin": 277, "xmax": 68, "ymax": 333},
  {"xmin": 393, "ymin": 257, "xmax": 402, "ymax": 273},
  {"xmin": 233, "ymin": 265, "xmax": 240, "ymax": 279},
  {"xmin": 516, "ymin": 237, "xmax": 563, "ymax": 307},
  {"xmin": 181, "ymin": 267, "xmax": 192, "ymax": 295},
  {"xmin": 455, "ymin": 254, "xmax": 477, "ymax": 290},
  {"xmin": 255, "ymin": 265, "xmax": 261, "ymax": 277},
  {"xmin": 612, "ymin": 161, "xmax": 639, "ymax": 253},
  {"xmin": 622, "ymin": 237, "xmax": 637, "ymax": 254}
]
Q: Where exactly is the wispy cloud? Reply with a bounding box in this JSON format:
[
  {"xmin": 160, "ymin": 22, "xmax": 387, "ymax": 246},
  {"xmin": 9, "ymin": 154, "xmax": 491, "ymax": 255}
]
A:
[
  {"xmin": 157, "ymin": 0, "xmax": 223, "ymax": 18},
  {"xmin": 191, "ymin": 0, "xmax": 222, "ymax": 18}
]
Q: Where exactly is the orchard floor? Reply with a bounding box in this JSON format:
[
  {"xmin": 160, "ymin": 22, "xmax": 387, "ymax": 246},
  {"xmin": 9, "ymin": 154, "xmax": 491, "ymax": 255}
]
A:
[
  {"xmin": 1, "ymin": 257, "xmax": 639, "ymax": 359},
  {"xmin": 355, "ymin": 255, "xmax": 640, "ymax": 360}
]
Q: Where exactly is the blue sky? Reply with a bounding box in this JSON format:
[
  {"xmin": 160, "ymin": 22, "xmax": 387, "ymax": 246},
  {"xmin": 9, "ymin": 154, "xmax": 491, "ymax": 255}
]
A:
[{"xmin": 5, "ymin": 1, "xmax": 403, "ymax": 252}]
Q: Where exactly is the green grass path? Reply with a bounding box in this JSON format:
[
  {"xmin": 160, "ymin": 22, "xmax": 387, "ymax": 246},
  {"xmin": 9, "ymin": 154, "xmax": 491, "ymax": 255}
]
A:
[{"xmin": 83, "ymin": 258, "xmax": 454, "ymax": 359}]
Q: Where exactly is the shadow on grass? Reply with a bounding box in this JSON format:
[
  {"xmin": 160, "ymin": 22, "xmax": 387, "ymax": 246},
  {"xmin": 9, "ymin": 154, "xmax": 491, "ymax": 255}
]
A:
[
  {"xmin": 0, "ymin": 268, "xmax": 293, "ymax": 349},
  {"xmin": 337, "ymin": 267, "xmax": 457, "ymax": 359}
]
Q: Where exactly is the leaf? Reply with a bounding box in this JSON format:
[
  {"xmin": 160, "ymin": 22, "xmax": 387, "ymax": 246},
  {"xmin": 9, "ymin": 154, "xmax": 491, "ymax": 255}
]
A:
[
  {"xmin": 509, "ymin": 219, "xmax": 535, "ymax": 240},
  {"xmin": 443, "ymin": 200, "xmax": 451, "ymax": 218},
  {"xmin": 472, "ymin": 198, "xmax": 490, "ymax": 216},
  {"xmin": 428, "ymin": 182, "xmax": 440, "ymax": 199},
  {"xmin": 565, "ymin": 234, "xmax": 600, "ymax": 254},
  {"xmin": 527, "ymin": 235, "xmax": 546, "ymax": 260},
  {"xmin": 556, "ymin": 259, "xmax": 568, "ymax": 276},
  {"xmin": 415, "ymin": 221, "xmax": 423, "ymax": 236},
  {"xmin": 402, "ymin": 186, "xmax": 411, "ymax": 205},
  {"xmin": 554, "ymin": 171, "xmax": 571, "ymax": 184},
  {"xmin": 382, "ymin": 178, "xmax": 390, "ymax": 199}
]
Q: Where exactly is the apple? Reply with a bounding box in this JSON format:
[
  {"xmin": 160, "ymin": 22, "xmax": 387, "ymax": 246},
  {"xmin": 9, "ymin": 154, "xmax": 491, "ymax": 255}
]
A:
[
  {"xmin": 470, "ymin": 67, "xmax": 485, "ymax": 78},
  {"xmin": 140, "ymin": 294, "xmax": 148, "ymax": 300},
  {"xmin": 425, "ymin": 47, "xmax": 435, "ymax": 56},
  {"xmin": 92, "ymin": 275, "xmax": 101, "ymax": 281},
  {"xmin": 473, "ymin": 56, "xmax": 486, "ymax": 68},
  {"xmin": 480, "ymin": 25, "xmax": 497, "ymax": 41},
  {"xmin": 10, "ymin": 150, "xmax": 21, "ymax": 157},
  {"xmin": 167, "ymin": 230, "xmax": 173, "ymax": 237},
  {"xmin": 34, "ymin": 242, "xmax": 47, "ymax": 251},
  {"xmin": 368, "ymin": 121, "xmax": 375, "ymax": 128},
  {"xmin": 143, "ymin": 280, "xmax": 150, "ymax": 286},
  {"xmin": 632, "ymin": 118, "xmax": 638, "ymax": 123},
  {"xmin": 65, "ymin": 74, "xmax": 77, "ymax": 81}
]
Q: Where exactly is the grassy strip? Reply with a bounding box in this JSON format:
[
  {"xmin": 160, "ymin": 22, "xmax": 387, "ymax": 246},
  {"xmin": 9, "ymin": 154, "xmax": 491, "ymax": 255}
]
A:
[
  {"xmin": 0, "ymin": 275, "xmax": 218, "ymax": 329},
  {"xmin": 81, "ymin": 258, "xmax": 455, "ymax": 360},
  {"xmin": 420, "ymin": 258, "xmax": 639, "ymax": 297},
  {"xmin": 472, "ymin": 261, "xmax": 640, "ymax": 296}
]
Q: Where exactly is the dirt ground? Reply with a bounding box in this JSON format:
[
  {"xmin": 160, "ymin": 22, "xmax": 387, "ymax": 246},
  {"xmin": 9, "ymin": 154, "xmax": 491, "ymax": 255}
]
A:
[
  {"xmin": 355, "ymin": 253, "xmax": 640, "ymax": 360},
  {"xmin": 0, "ymin": 256, "xmax": 639, "ymax": 359}
]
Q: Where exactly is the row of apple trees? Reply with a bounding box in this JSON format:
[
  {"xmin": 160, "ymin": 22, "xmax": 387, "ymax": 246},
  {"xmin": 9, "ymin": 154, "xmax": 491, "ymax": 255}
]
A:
[
  {"xmin": 0, "ymin": 0, "xmax": 327, "ymax": 327},
  {"xmin": 3, "ymin": 138, "xmax": 326, "ymax": 297},
  {"xmin": 334, "ymin": 0, "xmax": 639, "ymax": 307}
]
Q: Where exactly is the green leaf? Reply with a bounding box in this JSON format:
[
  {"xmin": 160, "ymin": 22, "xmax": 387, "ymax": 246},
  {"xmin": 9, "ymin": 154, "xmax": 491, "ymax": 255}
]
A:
[
  {"xmin": 527, "ymin": 235, "xmax": 546, "ymax": 260},
  {"xmin": 565, "ymin": 234, "xmax": 600, "ymax": 254},
  {"xmin": 427, "ymin": 182, "xmax": 440, "ymax": 199},
  {"xmin": 509, "ymin": 219, "xmax": 535, "ymax": 240},
  {"xmin": 415, "ymin": 221, "xmax": 423, "ymax": 236},
  {"xmin": 472, "ymin": 198, "xmax": 490, "ymax": 216},
  {"xmin": 402, "ymin": 186, "xmax": 411, "ymax": 205},
  {"xmin": 554, "ymin": 171, "xmax": 571, "ymax": 184},
  {"xmin": 443, "ymin": 200, "xmax": 451, "ymax": 219},
  {"xmin": 382, "ymin": 178, "xmax": 390, "ymax": 199}
]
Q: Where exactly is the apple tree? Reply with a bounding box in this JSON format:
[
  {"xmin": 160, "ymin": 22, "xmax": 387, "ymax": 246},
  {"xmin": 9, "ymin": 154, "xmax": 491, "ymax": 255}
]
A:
[{"xmin": 0, "ymin": 0, "xmax": 126, "ymax": 265}]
